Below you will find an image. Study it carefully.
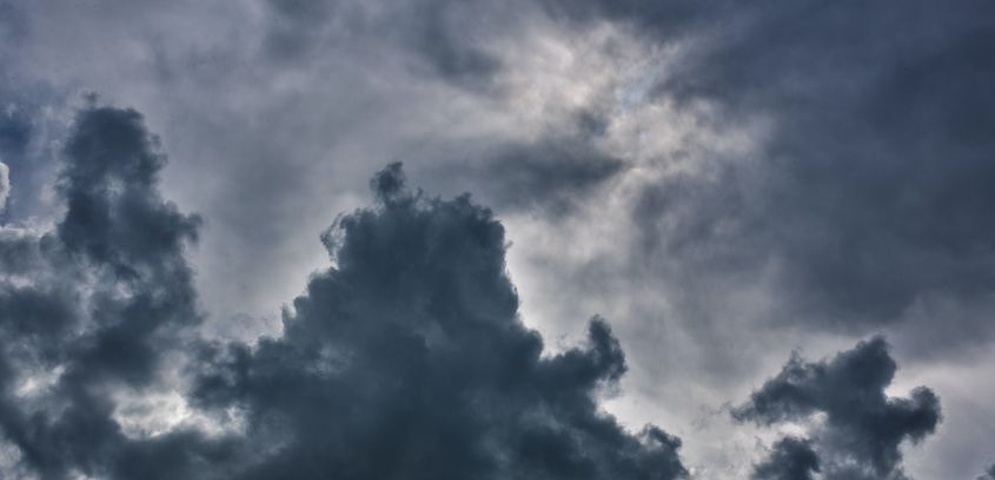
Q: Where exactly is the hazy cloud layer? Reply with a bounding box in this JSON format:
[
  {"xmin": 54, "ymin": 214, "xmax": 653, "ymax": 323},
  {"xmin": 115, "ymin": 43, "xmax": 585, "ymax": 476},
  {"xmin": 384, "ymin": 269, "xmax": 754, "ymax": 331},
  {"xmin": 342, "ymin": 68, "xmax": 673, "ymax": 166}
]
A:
[
  {"xmin": 0, "ymin": 0, "xmax": 993, "ymax": 478},
  {"xmin": 612, "ymin": 0, "xmax": 995, "ymax": 335}
]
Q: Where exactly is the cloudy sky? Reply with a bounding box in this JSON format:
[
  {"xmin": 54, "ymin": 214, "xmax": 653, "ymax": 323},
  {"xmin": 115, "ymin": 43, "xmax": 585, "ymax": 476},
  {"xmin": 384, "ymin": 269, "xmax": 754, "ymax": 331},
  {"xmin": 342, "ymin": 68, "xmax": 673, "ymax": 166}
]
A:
[{"xmin": 1, "ymin": 1, "xmax": 993, "ymax": 478}]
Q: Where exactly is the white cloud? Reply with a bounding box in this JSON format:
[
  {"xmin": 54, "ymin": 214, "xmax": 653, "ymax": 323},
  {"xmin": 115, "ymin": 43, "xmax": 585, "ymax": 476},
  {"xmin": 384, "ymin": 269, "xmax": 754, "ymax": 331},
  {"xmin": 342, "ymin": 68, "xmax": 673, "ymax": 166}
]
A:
[{"xmin": 0, "ymin": 161, "xmax": 9, "ymax": 212}]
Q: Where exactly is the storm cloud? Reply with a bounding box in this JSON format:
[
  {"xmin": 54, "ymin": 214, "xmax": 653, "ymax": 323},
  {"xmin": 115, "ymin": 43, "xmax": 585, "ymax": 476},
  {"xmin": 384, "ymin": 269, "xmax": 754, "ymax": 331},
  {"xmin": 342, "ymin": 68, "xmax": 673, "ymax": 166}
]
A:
[
  {"xmin": 624, "ymin": 0, "xmax": 995, "ymax": 335},
  {"xmin": 0, "ymin": 0, "xmax": 992, "ymax": 478},
  {"xmin": 734, "ymin": 337, "xmax": 941, "ymax": 480},
  {"xmin": 0, "ymin": 103, "xmax": 953, "ymax": 480},
  {"xmin": 192, "ymin": 162, "xmax": 686, "ymax": 479},
  {"xmin": 0, "ymin": 108, "xmax": 687, "ymax": 479},
  {"xmin": 0, "ymin": 105, "xmax": 215, "ymax": 478},
  {"xmin": 749, "ymin": 437, "xmax": 819, "ymax": 480}
]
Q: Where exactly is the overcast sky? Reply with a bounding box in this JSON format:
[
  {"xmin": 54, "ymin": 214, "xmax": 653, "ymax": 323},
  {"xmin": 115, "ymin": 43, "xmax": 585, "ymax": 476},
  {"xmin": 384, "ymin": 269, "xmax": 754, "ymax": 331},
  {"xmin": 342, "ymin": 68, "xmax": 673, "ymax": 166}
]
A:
[{"xmin": 1, "ymin": 1, "xmax": 994, "ymax": 479}]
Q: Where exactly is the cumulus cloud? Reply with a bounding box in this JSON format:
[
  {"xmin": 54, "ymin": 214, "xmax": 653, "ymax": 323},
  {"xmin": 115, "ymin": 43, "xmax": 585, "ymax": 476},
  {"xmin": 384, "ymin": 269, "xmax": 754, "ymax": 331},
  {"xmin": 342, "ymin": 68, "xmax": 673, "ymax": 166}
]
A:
[
  {"xmin": 4, "ymin": 103, "xmax": 950, "ymax": 479},
  {"xmin": 734, "ymin": 337, "xmax": 941, "ymax": 479},
  {"xmin": 0, "ymin": 105, "xmax": 210, "ymax": 479},
  {"xmin": 749, "ymin": 437, "xmax": 819, "ymax": 480},
  {"xmin": 0, "ymin": 107, "xmax": 687, "ymax": 479},
  {"xmin": 1, "ymin": 0, "xmax": 993, "ymax": 477},
  {"xmin": 192, "ymin": 162, "xmax": 687, "ymax": 479}
]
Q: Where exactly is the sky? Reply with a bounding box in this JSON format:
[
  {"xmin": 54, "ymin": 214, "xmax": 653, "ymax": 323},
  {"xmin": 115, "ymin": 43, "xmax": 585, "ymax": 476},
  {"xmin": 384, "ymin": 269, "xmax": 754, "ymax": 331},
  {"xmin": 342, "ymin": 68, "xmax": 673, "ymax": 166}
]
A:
[{"xmin": 0, "ymin": 1, "xmax": 993, "ymax": 479}]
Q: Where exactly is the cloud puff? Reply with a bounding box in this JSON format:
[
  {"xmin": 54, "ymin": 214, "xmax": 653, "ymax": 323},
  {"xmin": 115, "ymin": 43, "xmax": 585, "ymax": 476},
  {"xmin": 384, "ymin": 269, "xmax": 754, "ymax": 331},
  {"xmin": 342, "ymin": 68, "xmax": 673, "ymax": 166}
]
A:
[
  {"xmin": 0, "ymin": 105, "xmax": 210, "ymax": 479},
  {"xmin": 193, "ymin": 162, "xmax": 687, "ymax": 479},
  {"xmin": 734, "ymin": 337, "xmax": 941, "ymax": 479},
  {"xmin": 749, "ymin": 437, "xmax": 819, "ymax": 480}
]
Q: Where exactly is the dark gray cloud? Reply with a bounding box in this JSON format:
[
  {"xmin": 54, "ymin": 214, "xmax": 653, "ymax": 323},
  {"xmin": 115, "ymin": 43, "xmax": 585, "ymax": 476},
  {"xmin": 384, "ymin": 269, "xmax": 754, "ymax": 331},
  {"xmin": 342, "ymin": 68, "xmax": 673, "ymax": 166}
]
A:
[
  {"xmin": 979, "ymin": 464, "xmax": 995, "ymax": 480},
  {"xmin": 193, "ymin": 162, "xmax": 686, "ymax": 479},
  {"xmin": 734, "ymin": 337, "xmax": 941, "ymax": 479},
  {"xmin": 749, "ymin": 437, "xmax": 819, "ymax": 480},
  {"xmin": 58, "ymin": 106, "xmax": 202, "ymax": 272},
  {"xmin": 608, "ymin": 1, "xmax": 995, "ymax": 341},
  {"xmin": 0, "ymin": 104, "xmax": 217, "ymax": 478},
  {"xmin": 0, "ymin": 107, "xmax": 686, "ymax": 478},
  {"xmin": 1, "ymin": 1, "xmax": 992, "ymax": 477}
]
